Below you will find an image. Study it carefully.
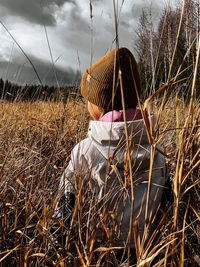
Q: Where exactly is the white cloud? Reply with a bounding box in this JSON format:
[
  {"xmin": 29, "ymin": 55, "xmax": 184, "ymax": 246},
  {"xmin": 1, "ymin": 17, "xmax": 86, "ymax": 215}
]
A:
[{"xmin": 0, "ymin": 0, "xmax": 175, "ymax": 84}]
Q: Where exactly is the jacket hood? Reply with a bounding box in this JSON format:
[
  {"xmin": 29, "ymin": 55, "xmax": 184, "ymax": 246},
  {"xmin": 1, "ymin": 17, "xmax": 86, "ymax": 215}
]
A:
[{"xmin": 88, "ymin": 115, "xmax": 157, "ymax": 171}]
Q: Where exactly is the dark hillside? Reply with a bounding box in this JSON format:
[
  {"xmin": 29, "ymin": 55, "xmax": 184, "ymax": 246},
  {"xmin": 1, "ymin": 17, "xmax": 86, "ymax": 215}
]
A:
[{"xmin": 0, "ymin": 78, "xmax": 80, "ymax": 102}]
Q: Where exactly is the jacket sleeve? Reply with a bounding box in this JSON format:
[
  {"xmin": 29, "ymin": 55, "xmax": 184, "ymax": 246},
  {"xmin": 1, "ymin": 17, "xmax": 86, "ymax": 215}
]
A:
[{"xmin": 55, "ymin": 141, "xmax": 89, "ymax": 218}]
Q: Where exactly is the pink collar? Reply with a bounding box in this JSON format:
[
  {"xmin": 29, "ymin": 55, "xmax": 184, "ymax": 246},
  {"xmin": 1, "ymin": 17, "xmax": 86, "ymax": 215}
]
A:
[{"xmin": 99, "ymin": 108, "xmax": 142, "ymax": 122}]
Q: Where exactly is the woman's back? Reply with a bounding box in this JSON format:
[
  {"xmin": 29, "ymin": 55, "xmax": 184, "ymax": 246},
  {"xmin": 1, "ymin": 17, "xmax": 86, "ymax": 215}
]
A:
[{"xmin": 59, "ymin": 115, "xmax": 167, "ymax": 247}]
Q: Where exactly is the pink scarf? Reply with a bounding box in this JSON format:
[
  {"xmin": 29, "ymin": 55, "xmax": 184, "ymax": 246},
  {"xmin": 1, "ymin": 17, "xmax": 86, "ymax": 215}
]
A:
[{"xmin": 99, "ymin": 108, "xmax": 142, "ymax": 122}]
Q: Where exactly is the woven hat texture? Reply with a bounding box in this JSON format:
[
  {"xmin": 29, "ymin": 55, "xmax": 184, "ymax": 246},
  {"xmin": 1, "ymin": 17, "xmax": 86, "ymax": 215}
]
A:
[{"xmin": 81, "ymin": 47, "xmax": 141, "ymax": 110}]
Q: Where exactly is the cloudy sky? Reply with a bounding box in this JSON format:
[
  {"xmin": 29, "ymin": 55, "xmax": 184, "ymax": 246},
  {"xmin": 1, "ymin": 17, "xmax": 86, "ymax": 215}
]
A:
[{"xmin": 0, "ymin": 0, "xmax": 174, "ymax": 86}]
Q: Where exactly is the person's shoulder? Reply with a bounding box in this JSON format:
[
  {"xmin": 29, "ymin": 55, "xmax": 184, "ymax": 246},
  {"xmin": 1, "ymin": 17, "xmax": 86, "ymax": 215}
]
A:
[
  {"xmin": 71, "ymin": 137, "xmax": 94, "ymax": 156},
  {"xmin": 71, "ymin": 137, "xmax": 87, "ymax": 150}
]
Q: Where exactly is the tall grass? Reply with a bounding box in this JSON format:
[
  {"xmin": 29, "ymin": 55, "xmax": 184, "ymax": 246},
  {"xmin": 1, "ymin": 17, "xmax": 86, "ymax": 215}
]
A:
[
  {"xmin": 0, "ymin": 100, "xmax": 89, "ymax": 266},
  {"xmin": 0, "ymin": 0, "xmax": 200, "ymax": 266},
  {"xmin": 0, "ymin": 94, "xmax": 199, "ymax": 266}
]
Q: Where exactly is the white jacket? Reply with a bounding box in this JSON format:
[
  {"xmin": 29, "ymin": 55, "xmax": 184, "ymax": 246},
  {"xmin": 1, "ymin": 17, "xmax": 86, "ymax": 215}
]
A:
[{"xmin": 57, "ymin": 116, "xmax": 167, "ymax": 247}]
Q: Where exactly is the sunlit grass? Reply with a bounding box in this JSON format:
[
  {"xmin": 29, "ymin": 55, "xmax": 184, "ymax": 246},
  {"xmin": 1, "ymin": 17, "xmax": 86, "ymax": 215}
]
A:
[{"xmin": 0, "ymin": 95, "xmax": 199, "ymax": 266}]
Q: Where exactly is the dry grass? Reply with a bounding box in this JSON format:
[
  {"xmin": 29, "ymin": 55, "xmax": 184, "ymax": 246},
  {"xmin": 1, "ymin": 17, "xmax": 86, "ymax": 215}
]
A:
[
  {"xmin": 0, "ymin": 95, "xmax": 199, "ymax": 266},
  {"xmin": 0, "ymin": 100, "xmax": 90, "ymax": 266},
  {"xmin": 1, "ymin": 0, "xmax": 199, "ymax": 264}
]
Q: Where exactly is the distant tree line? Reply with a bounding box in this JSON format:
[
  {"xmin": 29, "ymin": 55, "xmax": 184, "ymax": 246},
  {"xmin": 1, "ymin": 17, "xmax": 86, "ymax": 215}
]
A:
[
  {"xmin": 135, "ymin": 0, "xmax": 200, "ymax": 101},
  {"xmin": 0, "ymin": 78, "xmax": 80, "ymax": 102}
]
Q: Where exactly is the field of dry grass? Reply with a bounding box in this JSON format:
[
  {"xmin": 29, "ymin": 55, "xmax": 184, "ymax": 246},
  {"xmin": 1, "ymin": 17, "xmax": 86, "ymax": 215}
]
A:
[
  {"xmin": 0, "ymin": 96, "xmax": 199, "ymax": 266},
  {"xmin": 0, "ymin": 0, "xmax": 200, "ymax": 264}
]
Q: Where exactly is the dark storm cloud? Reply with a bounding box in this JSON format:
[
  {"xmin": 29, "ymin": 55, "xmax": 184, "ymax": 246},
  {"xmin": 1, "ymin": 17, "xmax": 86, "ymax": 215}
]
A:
[
  {"xmin": 0, "ymin": 0, "xmax": 168, "ymax": 76},
  {"xmin": 0, "ymin": 54, "xmax": 80, "ymax": 86},
  {"xmin": 67, "ymin": 5, "xmax": 90, "ymax": 32},
  {"xmin": 0, "ymin": 0, "xmax": 76, "ymax": 26},
  {"xmin": 57, "ymin": 4, "xmax": 91, "ymax": 56}
]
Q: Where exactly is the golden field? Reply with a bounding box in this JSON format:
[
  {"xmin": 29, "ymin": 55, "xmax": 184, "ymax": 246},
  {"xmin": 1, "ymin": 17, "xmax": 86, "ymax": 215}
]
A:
[{"xmin": 0, "ymin": 96, "xmax": 199, "ymax": 266}]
